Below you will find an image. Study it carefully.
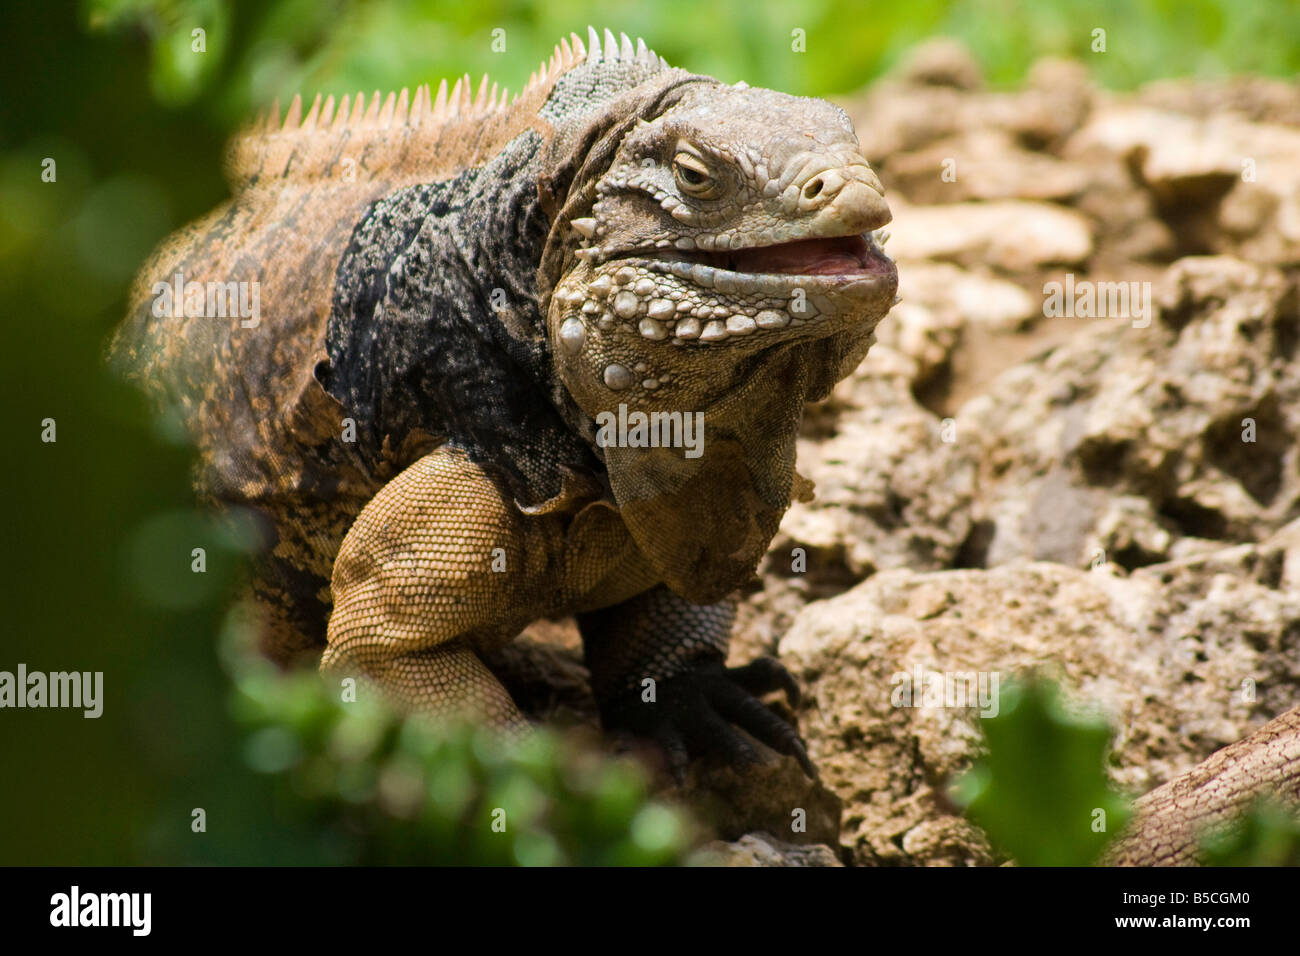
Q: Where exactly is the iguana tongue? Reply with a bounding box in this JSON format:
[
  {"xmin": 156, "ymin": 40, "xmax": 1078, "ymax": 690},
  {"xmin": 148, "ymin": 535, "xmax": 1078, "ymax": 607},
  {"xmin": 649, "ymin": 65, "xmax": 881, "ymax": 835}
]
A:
[{"xmin": 725, "ymin": 234, "xmax": 888, "ymax": 276}]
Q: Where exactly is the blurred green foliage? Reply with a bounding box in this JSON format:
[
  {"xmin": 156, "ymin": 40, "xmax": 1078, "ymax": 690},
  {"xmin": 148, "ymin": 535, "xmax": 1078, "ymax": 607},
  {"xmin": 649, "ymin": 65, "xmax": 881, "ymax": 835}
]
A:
[
  {"xmin": 87, "ymin": 0, "xmax": 1300, "ymax": 125},
  {"xmin": 218, "ymin": 622, "xmax": 692, "ymax": 865},
  {"xmin": 952, "ymin": 679, "xmax": 1133, "ymax": 866},
  {"xmin": 1202, "ymin": 799, "xmax": 1300, "ymax": 867},
  {"xmin": 2, "ymin": 2, "xmax": 235, "ymax": 866}
]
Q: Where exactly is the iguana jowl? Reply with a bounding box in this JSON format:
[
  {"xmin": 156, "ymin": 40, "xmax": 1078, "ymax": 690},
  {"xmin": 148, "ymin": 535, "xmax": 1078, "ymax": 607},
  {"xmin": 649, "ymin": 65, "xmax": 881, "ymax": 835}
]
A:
[{"xmin": 112, "ymin": 29, "xmax": 897, "ymax": 777}]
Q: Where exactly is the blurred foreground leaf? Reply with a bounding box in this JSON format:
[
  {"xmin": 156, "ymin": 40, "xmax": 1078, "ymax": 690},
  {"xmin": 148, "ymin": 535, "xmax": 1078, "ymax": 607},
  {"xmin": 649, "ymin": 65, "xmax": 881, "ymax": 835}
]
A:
[
  {"xmin": 1202, "ymin": 799, "xmax": 1300, "ymax": 867},
  {"xmin": 221, "ymin": 617, "xmax": 696, "ymax": 865},
  {"xmin": 952, "ymin": 679, "xmax": 1132, "ymax": 866}
]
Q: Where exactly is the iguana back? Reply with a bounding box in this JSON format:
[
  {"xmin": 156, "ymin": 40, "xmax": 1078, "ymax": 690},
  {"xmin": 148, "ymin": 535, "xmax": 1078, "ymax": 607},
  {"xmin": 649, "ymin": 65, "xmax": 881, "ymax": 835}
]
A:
[{"xmin": 113, "ymin": 34, "xmax": 648, "ymax": 660}]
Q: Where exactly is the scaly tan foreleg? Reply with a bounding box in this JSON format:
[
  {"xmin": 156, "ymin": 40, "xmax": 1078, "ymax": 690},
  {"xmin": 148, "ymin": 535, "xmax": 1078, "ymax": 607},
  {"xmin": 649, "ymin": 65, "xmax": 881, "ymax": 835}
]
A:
[{"xmin": 321, "ymin": 446, "xmax": 558, "ymax": 737}]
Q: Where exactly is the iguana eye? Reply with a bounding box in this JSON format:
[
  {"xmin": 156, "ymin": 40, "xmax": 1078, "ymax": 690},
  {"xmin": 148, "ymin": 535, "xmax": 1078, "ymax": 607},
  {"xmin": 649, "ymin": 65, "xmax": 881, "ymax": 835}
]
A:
[{"xmin": 672, "ymin": 151, "xmax": 721, "ymax": 198}]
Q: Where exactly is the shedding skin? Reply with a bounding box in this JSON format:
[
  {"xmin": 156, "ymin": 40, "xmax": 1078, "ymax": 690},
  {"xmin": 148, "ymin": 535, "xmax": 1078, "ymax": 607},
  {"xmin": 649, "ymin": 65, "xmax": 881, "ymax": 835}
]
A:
[{"xmin": 112, "ymin": 30, "xmax": 898, "ymax": 776}]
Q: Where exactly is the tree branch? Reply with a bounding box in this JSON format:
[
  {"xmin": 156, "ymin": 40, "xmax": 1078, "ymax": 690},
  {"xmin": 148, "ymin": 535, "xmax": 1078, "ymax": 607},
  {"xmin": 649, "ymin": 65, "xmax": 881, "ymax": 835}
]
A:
[{"xmin": 1105, "ymin": 705, "xmax": 1300, "ymax": 866}]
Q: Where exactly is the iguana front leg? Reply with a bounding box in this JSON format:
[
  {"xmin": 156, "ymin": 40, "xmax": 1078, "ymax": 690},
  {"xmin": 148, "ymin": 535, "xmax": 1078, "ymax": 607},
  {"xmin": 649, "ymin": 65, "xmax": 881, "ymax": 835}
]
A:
[
  {"xmin": 579, "ymin": 586, "xmax": 816, "ymax": 779},
  {"xmin": 321, "ymin": 446, "xmax": 559, "ymax": 737},
  {"xmin": 323, "ymin": 446, "xmax": 814, "ymax": 776}
]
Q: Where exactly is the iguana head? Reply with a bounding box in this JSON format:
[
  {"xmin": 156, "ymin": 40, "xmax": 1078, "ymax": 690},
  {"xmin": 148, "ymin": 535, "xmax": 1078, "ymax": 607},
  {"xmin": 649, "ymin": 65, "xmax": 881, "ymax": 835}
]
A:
[
  {"xmin": 546, "ymin": 77, "xmax": 896, "ymax": 417},
  {"xmin": 538, "ymin": 37, "xmax": 897, "ymax": 601}
]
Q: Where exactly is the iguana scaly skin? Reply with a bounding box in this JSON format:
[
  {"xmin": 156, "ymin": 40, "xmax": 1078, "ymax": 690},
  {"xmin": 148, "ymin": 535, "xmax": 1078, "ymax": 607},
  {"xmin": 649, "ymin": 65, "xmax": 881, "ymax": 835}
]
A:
[{"xmin": 112, "ymin": 29, "xmax": 897, "ymax": 776}]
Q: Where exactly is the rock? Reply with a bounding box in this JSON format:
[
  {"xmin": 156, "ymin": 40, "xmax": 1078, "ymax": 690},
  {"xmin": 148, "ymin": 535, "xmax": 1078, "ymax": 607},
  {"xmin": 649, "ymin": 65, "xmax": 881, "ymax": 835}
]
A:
[
  {"xmin": 843, "ymin": 64, "xmax": 1298, "ymax": 271},
  {"xmin": 847, "ymin": 54, "xmax": 1092, "ymax": 163},
  {"xmin": 777, "ymin": 526, "xmax": 1300, "ymax": 865},
  {"xmin": 886, "ymin": 197, "xmax": 1094, "ymax": 271},
  {"xmin": 1064, "ymin": 144, "xmax": 1177, "ymax": 266},
  {"xmin": 1135, "ymin": 75, "xmax": 1300, "ymax": 126},
  {"xmin": 695, "ymin": 833, "xmax": 844, "ymax": 866},
  {"xmin": 895, "ymin": 261, "xmax": 1039, "ymax": 333},
  {"xmin": 671, "ymin": 751, "xmax": 844, "ymax": 847},
  {"xmin": 872, "ymin": 302, "xmax": 962, "ymax": 382},
  {"xmin": 1070, "ymin": 106, "xmax": 1242, "ymax": 202},
  {"xmin": 1066, "ymin": 106, "xmax": 1300, "ymax": 263},
  {"xmin": 883, "ymin": 129, "xmax": 1090, "ymax": 205},
  {"xmin": 960, "ymin": 256, "xmax": 1300, "ymax": 569},
  {"xmin": 1014, "ymin": 56, "xmax": 1095, "ymax": 148},
  {"xmin": 774, "ymin": 359, "xmax": 977, "ymax": 587},
  {"xmin": 892, "ymin": 37, "xmax": 984, "ymax": 90}
]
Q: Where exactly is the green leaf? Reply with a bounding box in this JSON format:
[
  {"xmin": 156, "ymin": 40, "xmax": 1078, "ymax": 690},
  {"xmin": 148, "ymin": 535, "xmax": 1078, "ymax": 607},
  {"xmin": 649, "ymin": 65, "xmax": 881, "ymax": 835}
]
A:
[
  {"xmin": 1202, "ymin": 799, "xmax": 1300, "ymax": 867},
  {"xmin": 952, "ymin": 679, "xmax": 1132, "ymax": 866}
]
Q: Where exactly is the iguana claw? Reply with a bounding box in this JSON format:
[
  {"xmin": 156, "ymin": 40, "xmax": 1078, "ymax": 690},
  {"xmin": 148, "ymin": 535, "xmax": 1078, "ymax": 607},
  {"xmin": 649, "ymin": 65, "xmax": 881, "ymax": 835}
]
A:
[{"xmin": 602, "ymin": 657, "xmax": 818, "ymax": 782}]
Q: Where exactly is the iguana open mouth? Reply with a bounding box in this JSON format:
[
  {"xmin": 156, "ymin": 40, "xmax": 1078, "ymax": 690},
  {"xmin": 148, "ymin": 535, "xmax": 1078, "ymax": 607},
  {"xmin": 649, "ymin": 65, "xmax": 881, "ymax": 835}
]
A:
[
  {"xmin": 710, "ymin": 234, "xmax": 892, "ymax": 278},
  {"xmin": 645, "ymin": 233, "xmax": 894, "ymax": 283}
]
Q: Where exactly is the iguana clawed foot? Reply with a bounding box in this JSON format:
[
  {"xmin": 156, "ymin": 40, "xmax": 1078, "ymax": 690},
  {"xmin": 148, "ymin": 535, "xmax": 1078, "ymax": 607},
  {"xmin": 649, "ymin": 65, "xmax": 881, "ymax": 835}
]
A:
[{"xmin": 600, "ymin": 656, "xmax": 818, "ymax": 782}]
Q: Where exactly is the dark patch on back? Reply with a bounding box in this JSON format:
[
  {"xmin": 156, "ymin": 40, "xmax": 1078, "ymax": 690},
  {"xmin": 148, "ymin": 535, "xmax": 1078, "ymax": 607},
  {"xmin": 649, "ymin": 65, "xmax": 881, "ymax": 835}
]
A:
[{"xmin": 324, "ymin": 129, "xmax": 601, "ymax": 505}]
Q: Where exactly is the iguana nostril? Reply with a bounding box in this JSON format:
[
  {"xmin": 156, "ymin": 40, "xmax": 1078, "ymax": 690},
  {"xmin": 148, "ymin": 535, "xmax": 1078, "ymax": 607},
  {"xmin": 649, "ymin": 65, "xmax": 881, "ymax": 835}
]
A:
[{"xmin": 803, "ymin": 178, "xmax": 824, "ymax": 200}]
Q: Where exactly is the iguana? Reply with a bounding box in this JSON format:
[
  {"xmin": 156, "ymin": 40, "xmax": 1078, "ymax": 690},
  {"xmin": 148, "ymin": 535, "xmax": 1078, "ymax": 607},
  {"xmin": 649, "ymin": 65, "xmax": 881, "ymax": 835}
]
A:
[{"xmin": 111, "ymin": 28, "xmax": 897, "ymax": 778}]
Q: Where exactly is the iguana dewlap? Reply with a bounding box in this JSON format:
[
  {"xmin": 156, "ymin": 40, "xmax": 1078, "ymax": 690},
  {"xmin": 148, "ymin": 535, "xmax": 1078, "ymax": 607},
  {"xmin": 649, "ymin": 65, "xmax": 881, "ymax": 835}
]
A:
[{"xmin": 112, "ymin": 29, "xmax": 897, "ymax": 777}]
